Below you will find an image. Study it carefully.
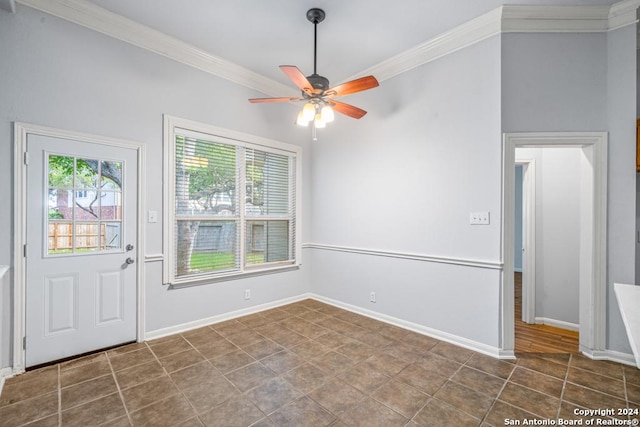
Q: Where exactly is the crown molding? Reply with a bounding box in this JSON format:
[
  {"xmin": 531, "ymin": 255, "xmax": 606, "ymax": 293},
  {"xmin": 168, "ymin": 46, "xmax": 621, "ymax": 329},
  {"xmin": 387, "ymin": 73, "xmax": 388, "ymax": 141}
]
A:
[
  {"xmin": 347, "ymin": 2, "xmax": 633, "ymax": 83},
  {"xmin": 350, "ymin": 7, "xmax": 503, "ymax": 83},
  {"xmin": 16, "ymin": 0, "xmax": 297, "ymax": 98},
  {"xmin": 16, "ymin": 0, "xmax": 640, "ymax": 91},
  {"xmin": 0, "ymin": 0, "xmax": 15, "ymax": 13},
  {"xmin": 501, "ymin": 5, "xmax": 611, "ymax": 33},
  {"xmin": 608, "ymin": 0, "xmax": 640, "ymax": 31}
]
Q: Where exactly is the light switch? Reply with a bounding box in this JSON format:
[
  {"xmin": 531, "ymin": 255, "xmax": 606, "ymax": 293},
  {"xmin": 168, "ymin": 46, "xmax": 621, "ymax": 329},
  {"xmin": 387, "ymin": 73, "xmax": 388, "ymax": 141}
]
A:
[
  {"xmin": 470, "ymin": 212, "xmax": 490, "ymax": 225},
  {"xmin": 148, "ymin": 210, "xmax": 158, "ymax": 223}
]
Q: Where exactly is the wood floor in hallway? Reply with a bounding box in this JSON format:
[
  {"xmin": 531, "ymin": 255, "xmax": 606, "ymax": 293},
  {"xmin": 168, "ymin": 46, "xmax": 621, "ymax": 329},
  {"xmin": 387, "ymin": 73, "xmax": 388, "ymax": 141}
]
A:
[{"xmin": 514, "ymin": 273, "xmax": 579, "ymax": 353}]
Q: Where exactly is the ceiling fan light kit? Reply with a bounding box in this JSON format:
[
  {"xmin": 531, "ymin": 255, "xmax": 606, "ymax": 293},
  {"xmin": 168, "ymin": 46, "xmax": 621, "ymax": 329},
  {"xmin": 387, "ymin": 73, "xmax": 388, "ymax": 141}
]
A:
[{"xmin": 249, "ymin": 7, "xmax": 379, "ymax": 141}]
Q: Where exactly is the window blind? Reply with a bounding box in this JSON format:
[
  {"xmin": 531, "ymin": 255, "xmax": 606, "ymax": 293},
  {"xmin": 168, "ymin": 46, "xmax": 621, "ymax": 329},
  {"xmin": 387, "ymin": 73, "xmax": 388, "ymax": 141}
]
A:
[{"xmin": 171, "ymin": 130, "xmax": 297, "ymax": 283}]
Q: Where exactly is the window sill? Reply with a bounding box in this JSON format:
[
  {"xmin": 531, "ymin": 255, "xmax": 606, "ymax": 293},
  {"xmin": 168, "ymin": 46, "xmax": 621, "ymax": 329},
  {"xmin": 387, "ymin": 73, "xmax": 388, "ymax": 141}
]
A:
[{"xmin": 167, "ymin": 264, "xmax": 301, "ymax": 289}]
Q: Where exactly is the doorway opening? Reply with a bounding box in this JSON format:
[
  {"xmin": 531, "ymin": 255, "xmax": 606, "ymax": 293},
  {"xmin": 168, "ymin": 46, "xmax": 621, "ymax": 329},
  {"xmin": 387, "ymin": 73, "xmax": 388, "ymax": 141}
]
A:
[
  {"xmin": 502, "ymin": 132, "xmax": 607, "ymax": 358},
  {"xmin": 514, "ymin": 272, "xmax": 579, "ymax": 352},
  {"xmin": 514, "ymin": 158, "xmax": 578, "ymax": 353}
]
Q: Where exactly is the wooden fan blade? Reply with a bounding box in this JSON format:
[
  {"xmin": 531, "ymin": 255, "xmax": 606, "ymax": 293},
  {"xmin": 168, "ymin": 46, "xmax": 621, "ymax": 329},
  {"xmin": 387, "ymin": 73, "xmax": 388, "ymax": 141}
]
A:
[
  {"xmin": 325, "ymin": 76, "xmax": 379, "ymax": 98},
  {"xmin": 280, "ymin": 65, "xmax": 314, "ymax": 95},
  {"xmin": 249, "ymin": 97, "xmax": 300, "ymax": 103},
  {"xmin": 331, "ymin": 100, "xmax": 367, "ymax": 119}
]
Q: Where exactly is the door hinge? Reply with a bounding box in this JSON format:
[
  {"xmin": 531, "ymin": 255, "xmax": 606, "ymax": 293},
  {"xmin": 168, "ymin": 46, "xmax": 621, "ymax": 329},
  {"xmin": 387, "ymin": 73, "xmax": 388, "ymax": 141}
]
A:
[
  {"xmin": 23, "ymin": 152, "xmax": 29, "ymax": 165},
  {"xmin": 23, "ymin": 337, "xmax": 26, "ymax": 350},
  {"xmin": 23, "ymin": 244, "xmax": 27, "ymax": 258}
]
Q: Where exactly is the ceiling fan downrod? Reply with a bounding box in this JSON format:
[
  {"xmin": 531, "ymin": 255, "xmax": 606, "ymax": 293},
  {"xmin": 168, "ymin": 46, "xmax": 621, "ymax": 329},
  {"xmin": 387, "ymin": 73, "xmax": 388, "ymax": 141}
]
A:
[{"xmin": 306, "ymin": 8, "xmax": 325, "ymax": 77}]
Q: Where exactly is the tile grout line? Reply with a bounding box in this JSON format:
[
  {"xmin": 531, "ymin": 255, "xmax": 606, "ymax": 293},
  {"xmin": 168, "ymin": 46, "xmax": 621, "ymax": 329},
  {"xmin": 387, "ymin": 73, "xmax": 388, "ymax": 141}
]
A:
[
  {"xmin": 58, "ymin": 363, "xmax": 62, "ymax": 427},
  {"xmin": 105, "ymin": 348, "xmax": 135, "ymax": 426},
  {"xmin": 10, "ymin": 300, "xmax": 634, "ymax": 426},
  {"xmin": 479, "ymin": 357, "xmax": 518, "ymax": 426},
  {"xmin": 425, "ymin": 351, "xmax": 482, "ymax": 422},
  {"xmin": 49, "ymin": 356, "xmax": 132, "ymax": 423},
  {"xmin": 331, "ymin": 322, "xmax": 432, "ymax": 423},
  {"xmin": 148, "ymin": 330, "xmax": 277, "ymax": 424},
  {"xmin": 146, "ymin": 337, "xmax": 207, "ymax": 425},
  {"xmin": 564, "ymin": 362, "xmax": 630, "ymax": 404},
  {"xmin": 252, "ymin": 311, "xmax": 338, "ymax": 422},
  {"xmin": 556, "ymin": 353, "xmax": 572, "ymax": 421},
  {"xmin": 273, "ymin": 308, "xmax": 348, "ymax": 423},
  {"xmin": 414, "ymin": 348, "xmax": 459, "ymax": 418},
  {"xmin": 621, "ymin": 364, "xmax": 631, "ymax": 418},
  {"xmin": 408, "ymin": 396, "xmax": 432, "ymax": 426},
  {"xmin": 510, "ymin": 363, "xmax": 569, "ymax": 400},
  {"xmin": 228, "ymin": 307, "xmax": 335, "ymax": 423}
]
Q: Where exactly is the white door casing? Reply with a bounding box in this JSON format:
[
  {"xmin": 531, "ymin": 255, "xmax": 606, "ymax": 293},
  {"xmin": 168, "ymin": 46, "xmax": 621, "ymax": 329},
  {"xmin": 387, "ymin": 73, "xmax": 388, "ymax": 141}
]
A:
[
  {"xmin": 13, "ymin": 123, "xmax": 145, "ymax": 371},
  {"xmin": 515, "ymin": 159, "xmax": 536, "ymax": 325},
  {"xmin": 502, "ymin": 132, "xmax": 607, "ymax": 358}
]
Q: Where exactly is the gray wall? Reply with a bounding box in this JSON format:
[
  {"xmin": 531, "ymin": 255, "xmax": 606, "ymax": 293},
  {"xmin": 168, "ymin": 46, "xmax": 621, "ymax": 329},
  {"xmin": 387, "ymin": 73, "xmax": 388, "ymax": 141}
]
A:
[
  {"xmin": 0, "ymin": 5, "xmax": 313, "ymax": 367},
  {"xmin": 637, "ymin": 45, "xmax": 640, "ymax": 116},
  {"xmin": 606, "ymin": 24, "xmax": 637, "ymax": 352},
  {"xmin": 502, "ymin": 33, "xmax": 607, "ymax": 131},
  {"xmin": 637, "ymin": 172, "xmax": 640, "ymax": 283},
  {"xmin": 516, "ymin": 147, "xmax": 582, "ymax": 327},
  {"xmin": 309, "ymin": 35, "xmax": 503, "ymax": 348},
  {"xmin": 637, "ymin": 35, "xmax": 640, "ymax": 284},
  {"xmin": 1, "ymin": 4, "xmax": 638, "ymax": 369},
  {"xmin": 514, "ymin": 165, "xmax": 523, "ymax": 272},
  {"xmin": 502, "ymin": 30, "xmax": 636, "ymax": 353}
]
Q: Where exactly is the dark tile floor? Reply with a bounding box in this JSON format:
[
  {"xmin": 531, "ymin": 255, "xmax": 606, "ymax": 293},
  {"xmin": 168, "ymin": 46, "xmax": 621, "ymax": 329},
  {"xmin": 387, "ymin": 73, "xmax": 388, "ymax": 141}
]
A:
[{"xmin": 1, "ymin": 299, "xmax": 639, "ymax": 426}]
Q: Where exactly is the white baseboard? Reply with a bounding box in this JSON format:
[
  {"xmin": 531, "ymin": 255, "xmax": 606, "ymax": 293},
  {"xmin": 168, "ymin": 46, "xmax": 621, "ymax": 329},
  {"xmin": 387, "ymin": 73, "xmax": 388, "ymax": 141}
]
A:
[
  {"xmin": 0, "ymin": 367, "xmax": 14, "ymax": 396},
  {"xmin": 499, "ymin": 350, "xmax": 517, "ymax": 360},
  {"xmin": 145, "ymin": 291, "xmax": 504, "ymax": 358},
  {"xmin": 143, "ymin": 292, "xmax": 634, "ymax": 367},
  {"xmin": 309, "ymin": 294, "xmax": 504, "ymax": 359},
  {"xmin": 144, "ymin": 293, "xmax": 312, "ymax": 341},
  {"xmin": 581, "ymin": 348, "xmax": 637, "ymax": 367},
  {"xmin": 534, "ymin": 317, "xmax": 579, "ymax": 332},
  {"xmin": 514, "ymin": 267, "xmax": 523, "ymax": 273}
]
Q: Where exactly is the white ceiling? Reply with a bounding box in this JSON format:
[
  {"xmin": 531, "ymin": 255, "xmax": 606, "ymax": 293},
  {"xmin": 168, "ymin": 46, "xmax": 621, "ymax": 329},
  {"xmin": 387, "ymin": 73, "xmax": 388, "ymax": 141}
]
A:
[{"xmin": 87, "ymin": 0, "xmax": 618, "ymax": 89}]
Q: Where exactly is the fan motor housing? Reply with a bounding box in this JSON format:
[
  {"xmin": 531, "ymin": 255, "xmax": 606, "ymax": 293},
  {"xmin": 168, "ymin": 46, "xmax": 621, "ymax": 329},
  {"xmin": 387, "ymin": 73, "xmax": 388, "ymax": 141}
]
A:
[{"xmin": 306, "ymin": 74, "xmax": 329, "ymax": 93}]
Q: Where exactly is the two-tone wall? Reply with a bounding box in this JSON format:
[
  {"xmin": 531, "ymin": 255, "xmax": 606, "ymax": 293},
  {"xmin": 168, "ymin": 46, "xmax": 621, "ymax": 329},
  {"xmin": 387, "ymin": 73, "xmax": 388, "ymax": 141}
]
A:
[
  {"xmin": 0, "ymin": 5, "xmax": 313, "ymax": 368},
  {"xmin": 0, "ymin": 2, "xmax": 638, "ymax": 372}
]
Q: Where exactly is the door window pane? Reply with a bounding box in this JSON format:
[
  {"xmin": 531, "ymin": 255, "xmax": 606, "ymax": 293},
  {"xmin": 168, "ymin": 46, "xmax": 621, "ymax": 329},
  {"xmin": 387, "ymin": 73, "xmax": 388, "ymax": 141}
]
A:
[
  {"xmin": 75, "ymin": 222, "xmax": 100, "ymax": 253},
  {"xmin": 48, "ymin": 222, "xmax": 72, "ymax": 254},
  {"xmin": 47, "ymin": 154, "xmax": 124, "ymax": 255},
  {"xmin": 100, "ymin": 191, "xmax": 122, "ymax": 220},
  {"xmin": 74, "ymin": 190, "xmax": 99, "ymax": 221},
  {"xmin": 48, "ymin": 188, "xmax": 72, "ymax": 220},
  {"xmin": 103, "ymin": 222, "xmax": 122, "ymax": 251},
  {"xmin": 48, "ymin": 155, "xmax": 74, "ymax": 187},
  {"xmin": 100, "ymin": 160, "xmax": 122, "ymax": 190},
  {"xmin": 75, "ymin": 158, "xmax": 99, "ymax": 189}
]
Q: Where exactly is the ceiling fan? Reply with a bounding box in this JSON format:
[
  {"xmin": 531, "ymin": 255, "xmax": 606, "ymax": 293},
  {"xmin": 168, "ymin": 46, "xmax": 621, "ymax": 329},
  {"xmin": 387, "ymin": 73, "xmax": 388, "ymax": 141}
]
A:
[{"xmin": 249, "ymin": 8, "xmax": 379, "ymax": 139}]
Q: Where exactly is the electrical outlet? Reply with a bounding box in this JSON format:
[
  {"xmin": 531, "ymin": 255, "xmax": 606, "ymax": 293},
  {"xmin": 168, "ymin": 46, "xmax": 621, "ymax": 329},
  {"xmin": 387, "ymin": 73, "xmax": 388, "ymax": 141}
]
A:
[
  {"xmin": 244, "ymin": 289, "xmax": 251, "ymax": 300},
  {"xmin": 469, "ymin": 211, "xmax": 490, "ymax": 225},
  {"xmin": 370, "ymin": 291, "xmax": 376, "ymax": 303}
]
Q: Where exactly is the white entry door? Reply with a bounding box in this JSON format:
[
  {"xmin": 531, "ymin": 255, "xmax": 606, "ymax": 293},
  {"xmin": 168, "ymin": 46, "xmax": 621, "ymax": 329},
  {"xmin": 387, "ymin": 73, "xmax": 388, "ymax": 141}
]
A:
[{"xmin": 25, "ymin": 134, "xmax": 138, "ymax": 367}]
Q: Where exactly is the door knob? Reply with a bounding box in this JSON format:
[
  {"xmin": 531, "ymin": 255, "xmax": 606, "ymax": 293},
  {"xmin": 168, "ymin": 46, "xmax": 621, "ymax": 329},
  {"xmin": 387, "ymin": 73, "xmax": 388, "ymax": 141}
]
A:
[
  {"xmin": 125, "ymin": 257, "xmax": 135, "ymax": 265},
  {"xmin": 126, "ymin": 244, "xmax": 134, "ymax": 251}
]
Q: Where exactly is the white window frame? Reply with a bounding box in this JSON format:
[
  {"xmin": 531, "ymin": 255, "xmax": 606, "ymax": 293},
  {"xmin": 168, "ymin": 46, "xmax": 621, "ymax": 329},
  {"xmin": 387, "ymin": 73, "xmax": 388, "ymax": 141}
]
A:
[{"xmin": 163, "ymin": 115, "xmax": 302, "ymax": 287}]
